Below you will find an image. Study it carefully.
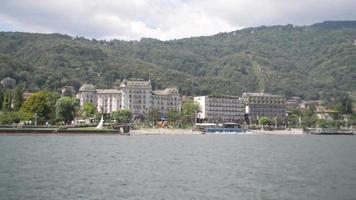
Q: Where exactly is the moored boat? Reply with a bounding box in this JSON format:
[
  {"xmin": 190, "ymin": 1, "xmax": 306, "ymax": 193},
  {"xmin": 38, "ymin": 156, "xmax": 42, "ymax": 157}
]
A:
[
  {"xmin": 203, "ymin": 127, "xmax": 247, "ymax": 134},
  {"xmin": 306, "ymin": 128, "xmax": 354, "ymax": 135}
]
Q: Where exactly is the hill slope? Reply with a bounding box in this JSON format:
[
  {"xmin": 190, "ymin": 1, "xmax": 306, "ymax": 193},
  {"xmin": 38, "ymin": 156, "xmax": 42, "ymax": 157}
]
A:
[{"xmin": 0, "ymin": 21, "xmax": 355, "ymax": 100}]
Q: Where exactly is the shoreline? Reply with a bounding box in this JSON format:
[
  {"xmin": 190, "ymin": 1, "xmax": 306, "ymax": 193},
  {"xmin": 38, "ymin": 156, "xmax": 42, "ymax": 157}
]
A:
[
  {"xmin": 130, "ymin": 128, "xmax": 304, "ymax": 135},
  {"xmin": 249, "ymin": 128, "xmax": 304, "ymax": 135},
  {"xmin": 0, "ymin": 127, "xmax": 305, "ymax": 135},
  {"xmin": 130, "ymin": 128, "xmax": 202, "ymax": 135},
  {"xmin": 0, "ymin": 128, "xmax": 123, "ymax": 135}
]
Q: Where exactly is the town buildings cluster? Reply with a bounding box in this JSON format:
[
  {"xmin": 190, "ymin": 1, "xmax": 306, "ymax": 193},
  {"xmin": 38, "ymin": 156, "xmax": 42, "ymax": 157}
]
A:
[
  {"xmin": 77, "ymin": 78, "xmax": 289, "ymax": 124},
  {"xmin": 76, "ymin": 78, "xmax": 346, "ymax": 125},
  {"xmin": 1, "ymin": 76, "xmax": 350, "ymax": 127}
]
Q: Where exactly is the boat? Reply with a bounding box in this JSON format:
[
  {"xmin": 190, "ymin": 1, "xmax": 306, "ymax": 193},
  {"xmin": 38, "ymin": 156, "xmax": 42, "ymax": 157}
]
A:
[
  {"xmin": 306, "ymin": 128, "xmax": 354, "ymax": 135},
  {"xmin": 202, "ymin": 123, "xmax": 247, "ymax": 134},
  {"xmin": 203, "ymin": 127, "xmax": 247, "ymax": 134}
]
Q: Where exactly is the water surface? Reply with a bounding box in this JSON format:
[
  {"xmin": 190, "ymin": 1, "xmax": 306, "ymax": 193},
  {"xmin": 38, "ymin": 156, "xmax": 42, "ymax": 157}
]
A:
[{"xmin": 0, "ymin": 134, "xmax": 356, "ymax": 200}]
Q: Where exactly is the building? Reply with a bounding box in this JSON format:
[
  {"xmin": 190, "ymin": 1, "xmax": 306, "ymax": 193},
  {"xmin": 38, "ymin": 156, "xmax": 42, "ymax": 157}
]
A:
[
  {"xmin": 96, "ymin": 89, "xmax": 122, "ymax": 113},
  {"xmin": 23, "ymin": 92, "xmax": 35, "ymax": 101},
  {"xmin": 242, "ymin": 92, "xmax": 286, "ymax": 121},
  {"xmin": 1, "ymin": 77, "xmax": 16, "ymax": 89},
  {"xmin": 285, "ymin": 97, "xmax": 302, "ymax": 109},
  {"xmin": 194, "ymin": 96, "xmax": 245, "ymax": 123},
  {"xmin": 78, "ymin": 84, "xmax": 96, "ymax": 107},
  {"xmin": 77, "ymin": 79, "xmax": 181, "ymax": 116},
  {"xmin": 61, "ymin": 86, "xmax": 75, "ymax": 97},
  {"xmin": 119, "ymin": 79, "xmax": 152, "ymax": 115},
  {"xmin": 152, "ymin": 88, "xmax": 181, "ymax": 114},
  {"xmin": 315, "ymin": 105, "xmax": 336, "ymax": 121},
  {"xmin": 300, "ymin": 100, "xmax": 323, "ymax": 110}
]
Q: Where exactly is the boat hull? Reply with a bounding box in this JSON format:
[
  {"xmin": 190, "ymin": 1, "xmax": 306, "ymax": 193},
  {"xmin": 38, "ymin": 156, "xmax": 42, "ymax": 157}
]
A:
[{"xmin": 204, "ymin": 127, "xmax": 246, "ymax": 134}]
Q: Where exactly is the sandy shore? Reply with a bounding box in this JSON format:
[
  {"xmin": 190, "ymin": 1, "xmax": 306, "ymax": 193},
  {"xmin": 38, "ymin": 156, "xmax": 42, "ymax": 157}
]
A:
[
  {"xmin": 249, "ymin": 128, "xmax": 304, "ymax": 135},
  {"xmin": 130, "ymin": 128, "xmax": 304, "ymax": 135},
  {"xmin": 130, "ymin": 128, "xmax": 202, "ymax": 135}
]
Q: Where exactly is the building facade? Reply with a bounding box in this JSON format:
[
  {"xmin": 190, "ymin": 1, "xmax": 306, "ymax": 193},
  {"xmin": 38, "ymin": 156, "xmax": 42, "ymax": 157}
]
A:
[
  {"xmin": 78, "ymin": 84, "xmax": 97, "ymax": 107},
  {"xmin": 96, "ymin": 89, "xmax": 122, "ymax": 113},
  {"xmin": 152, "ymin": 88, "xmax": 181, "ymax": 114},
  {"xmin": 194, "ymin": 96, "xmax": 245, "ymax": 123},
  {"xmin": 242, "ymin": 92, "xmax": 286, "ymax": 121},
  {"xmin": 78, "ymin": 79, "xmax": 181, "ymax": 115},
  {"xmin": 119, "ymin": 79, "xmax": 152, "ymax": 115},
  {"xmin": 285, "ymin": 96, "xmax": 302, "ymax": 109}
]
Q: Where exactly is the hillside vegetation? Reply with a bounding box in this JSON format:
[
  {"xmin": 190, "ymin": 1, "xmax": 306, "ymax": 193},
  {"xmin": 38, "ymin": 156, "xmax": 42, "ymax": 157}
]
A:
[{"xmin": 0, "ymin": 21, "xmax": 355, "ymax": 101}]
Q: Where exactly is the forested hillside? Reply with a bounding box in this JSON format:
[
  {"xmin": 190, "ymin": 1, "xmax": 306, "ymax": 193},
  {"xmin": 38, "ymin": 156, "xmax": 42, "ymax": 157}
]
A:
[{"xmin": 0, "ymin": 21, "xmax": 355, "ymax": 101}]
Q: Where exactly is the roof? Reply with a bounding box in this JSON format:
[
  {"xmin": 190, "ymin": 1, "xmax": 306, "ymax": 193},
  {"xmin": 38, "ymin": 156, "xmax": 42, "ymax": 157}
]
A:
[
  {"xmin": 96, "ymin": 89, "xmax": 121, "ymax": 94},
  {"xmin": 152, "ymin": 87, "xmax": 179, "ymax": 96},
  {"xmin": 23, "ymin": 92, "xmax": 35, "ymax": 100},
  {"xmin": 120, "ymin": 79, "xmax": 151, "ymax": 88},
  {"xmin": 242, "ymin": 92, "xmax": 282, "ymax": 98},
  {"xmin": 79, "ymin": 84, "xmax": 96, "ymax": 92},
  {"xmin": 208, "ymin": 95, "xmax": 240, "ymax": 99}
]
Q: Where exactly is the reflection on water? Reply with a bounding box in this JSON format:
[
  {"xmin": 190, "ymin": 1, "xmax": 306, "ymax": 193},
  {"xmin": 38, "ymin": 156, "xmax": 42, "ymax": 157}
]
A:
[{"xmin": 0, "ymin": 135, "xmax": 356, "ymax": 200}]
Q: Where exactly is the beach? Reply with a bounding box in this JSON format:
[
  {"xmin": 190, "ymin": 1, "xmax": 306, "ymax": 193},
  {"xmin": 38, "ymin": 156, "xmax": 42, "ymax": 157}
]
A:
[
  {"xmin": 130, "ymin": 128, "xmax": 203, "ymax": 135},
  {"xmin": 130, "ymin": 128, "xmax": 304, "ymax": 135},
  {"xmin": 249, "ymin": 128, "xmax": 304, "ymax": 135}
]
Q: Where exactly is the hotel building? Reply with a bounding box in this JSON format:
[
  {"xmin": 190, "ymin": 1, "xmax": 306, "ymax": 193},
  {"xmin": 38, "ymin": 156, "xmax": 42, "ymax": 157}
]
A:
[
  {"xmin": 152, "ymin": 88, "xmax": 181, "ymax": 114},
  {"xmin": 78, "ymin": 79, "xmax": 181, "ymax": 115},
  {"xmin": 241, "ymin": 92, "xmax": 286, "ymax": 121},
  {"xmin": 194, "ymin": 96, "xmax": 245, "ymax": 123}
]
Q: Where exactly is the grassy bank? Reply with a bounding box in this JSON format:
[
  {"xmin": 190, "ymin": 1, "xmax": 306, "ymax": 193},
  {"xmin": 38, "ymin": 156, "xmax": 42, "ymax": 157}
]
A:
[{"xmin": 0, "ymin": 127, "xmax": 122, "ymax": 134}]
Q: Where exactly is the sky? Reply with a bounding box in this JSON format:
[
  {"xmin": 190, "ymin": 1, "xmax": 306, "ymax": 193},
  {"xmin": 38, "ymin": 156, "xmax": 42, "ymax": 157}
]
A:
[{"xmin": 0, "ymin": 0, "xmax": 355, "ymax": 40}]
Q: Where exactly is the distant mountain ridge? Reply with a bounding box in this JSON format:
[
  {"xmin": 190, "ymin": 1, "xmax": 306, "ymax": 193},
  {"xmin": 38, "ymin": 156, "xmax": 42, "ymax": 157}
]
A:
[
  {"xmin": 311, "ymin": 20, "xmax": 356, "ymax": 29},
  {"xmin": 0, "ymin": 20, "xmax": 355, "ymax": 101}
]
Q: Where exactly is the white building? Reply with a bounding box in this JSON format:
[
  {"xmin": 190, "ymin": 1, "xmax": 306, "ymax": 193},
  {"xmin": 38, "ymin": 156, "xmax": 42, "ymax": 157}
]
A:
[
  {"xmin": 96, "ymin": 89, "xmax": 122, "ymax": 113},
  {"xmin": 78, "ymin": 84, "xmax": 96, "ymax": 107},
  {"xmin": 152, "ymin": 88, "xmax": 181, "ymax": 114},
  {"xmin": 119, "ymin": 79, "xmax": 152, "ymax": 115},
  {"xmin": 242, "ymin": 92, "xmax": 286, "ymax": 121},
  {"xmin": 194, "ymin": 96, "xmax": 245, "ymax": 123},
  {"xmin": 78, "ymin": 79, "xmax": 181, "ymax": 116}
]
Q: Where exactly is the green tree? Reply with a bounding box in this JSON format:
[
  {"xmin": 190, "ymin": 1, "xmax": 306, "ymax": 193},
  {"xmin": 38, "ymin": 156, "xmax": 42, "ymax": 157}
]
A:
[
  {"xmin": 350, "ymin": 115, "xmax": 356, "ymax": 126},
  {"xmin": 259, "ymin": 116, "xmax": 269, "ymax": 126},
  {"xmin": 21, "ymin": 92, "xmax": 60, "ymax": 124},
  {"xmin": 287, "ymin": 108, "xmax": 303, "ymax": 127},
  {"xmin": 55, "ymin": 97, "xmax": 79, "ymax": 124},
  {"xmin": 0, "ymin": 111, "xmax": 32, "ymax": 125},
  {"xmin": 181, "ymin": 100, "xmax": 200, "ymax": 126},
  {"xmin": 302, "ymin": 106, "xmax": 318, "ymax": 128},
  {"xmin": 2, "ymin": 91, "xmax": 12, "ymax": 112},
  {"xmin": 0, "ymin": 88, "xmax": 3, "ymax": 110},
  {"xmin": 317, "ymin": 118, "xmax": 328, "ymax": 128},
  {"xmin": 335, "ymin": 94, "xmax": 353, "ymax": 114},
  {"xmin": 12, "ymin": 85, "xmax": 24, "ymax": 111},
  {"xmin": 82, "ymin": 102, "xmax": 97, "ymax": 117},
  {"xmin": 167, "ymin": 109, "xmax": 180, "ymax": 127},
  {"xmin": 112, "ymin": 110, "xmax": 133, "ymax": 124},
  {"xmin": 147, "ymin": 108, "xmax": 161, "ymax": 127}
]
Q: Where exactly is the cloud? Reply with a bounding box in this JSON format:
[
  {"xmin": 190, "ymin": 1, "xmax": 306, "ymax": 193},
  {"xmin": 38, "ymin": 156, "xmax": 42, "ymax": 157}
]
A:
[{"xmin": 0, "ymin": 0, "xmax": 355, "ymax": 40}]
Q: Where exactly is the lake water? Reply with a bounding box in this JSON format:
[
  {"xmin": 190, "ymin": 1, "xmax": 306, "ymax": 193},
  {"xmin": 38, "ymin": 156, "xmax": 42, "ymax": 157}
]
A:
[{"xmin": 0, "ymin": 134, "xmax": 356, "ymax": 200}]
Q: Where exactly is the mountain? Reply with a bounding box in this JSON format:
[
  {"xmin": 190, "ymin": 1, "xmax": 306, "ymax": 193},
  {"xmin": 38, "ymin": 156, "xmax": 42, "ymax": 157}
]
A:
[
  {"xmin": 0, "ymin": 21, "xmax": 355, "ymax": 101},
  {"xmin": 311, "ymin": 20, "xmax": 356, "ymax": 29}
]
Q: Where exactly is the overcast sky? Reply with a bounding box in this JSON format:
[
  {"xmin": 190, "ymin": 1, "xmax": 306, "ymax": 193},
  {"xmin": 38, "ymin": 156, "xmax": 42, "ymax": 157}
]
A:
[{"xmin": 0, "ymin": 0, "xmax": 355, "ymax": 40}]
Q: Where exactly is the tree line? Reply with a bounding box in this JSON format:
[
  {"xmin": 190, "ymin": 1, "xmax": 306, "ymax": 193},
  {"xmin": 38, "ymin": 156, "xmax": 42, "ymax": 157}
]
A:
[
  {"xmin": 0, "ymin": 85, "xmax": 202, "ymax": 128},
  {"xmin": 0, "ymin": 86, "xmax": 79, "ymax": 125}
]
